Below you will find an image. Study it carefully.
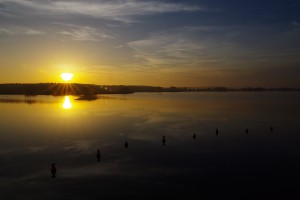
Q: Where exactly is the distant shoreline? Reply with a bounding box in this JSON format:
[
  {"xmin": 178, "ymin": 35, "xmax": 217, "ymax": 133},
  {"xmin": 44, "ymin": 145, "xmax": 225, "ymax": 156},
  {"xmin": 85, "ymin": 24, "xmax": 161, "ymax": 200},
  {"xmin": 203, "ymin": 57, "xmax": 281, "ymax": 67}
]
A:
[{"xmin": 0, "ymin": 83, "xmax": 299, "ymax": 96}]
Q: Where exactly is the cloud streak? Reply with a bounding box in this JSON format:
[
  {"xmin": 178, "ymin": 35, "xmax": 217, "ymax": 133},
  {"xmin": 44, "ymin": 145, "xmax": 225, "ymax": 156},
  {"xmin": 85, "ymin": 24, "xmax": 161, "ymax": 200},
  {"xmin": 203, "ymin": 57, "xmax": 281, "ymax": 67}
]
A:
[
  {"xmin": 0, "ymin": 0, "xmax": 201, "ymax": 22},
  {"xmin": 0, "ymin": 26, "xmax": 44, "ymax": 36},
  {"xmin": 127, "ymin": 26, "xmax": 240, "ymax": 68},
  {"xmin": 127, "ymin": 25, "xmax": 300, "ymax": 70},
  {"xmin": 0, "ymin": 23, "xmax": 114, "ymax": 41},
  {"xmin": 55, "ymin": 23, "xmax": 114, "ymax": 41}
]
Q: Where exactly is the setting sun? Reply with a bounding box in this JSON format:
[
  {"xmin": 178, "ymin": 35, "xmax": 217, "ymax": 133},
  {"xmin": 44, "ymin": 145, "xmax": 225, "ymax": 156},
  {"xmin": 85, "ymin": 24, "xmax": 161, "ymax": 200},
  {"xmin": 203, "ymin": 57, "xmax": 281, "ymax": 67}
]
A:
[{"xmin": 61, "ymin": 73, "xmax": 73, "ymax": 82}]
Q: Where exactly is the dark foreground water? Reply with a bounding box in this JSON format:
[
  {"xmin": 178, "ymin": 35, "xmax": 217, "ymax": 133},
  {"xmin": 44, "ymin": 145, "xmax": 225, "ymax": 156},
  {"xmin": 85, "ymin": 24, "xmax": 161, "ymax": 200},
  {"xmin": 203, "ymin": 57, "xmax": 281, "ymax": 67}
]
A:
[{"xmin": 0, "ymin": 92, "xmax": 299, "ymax": 199}]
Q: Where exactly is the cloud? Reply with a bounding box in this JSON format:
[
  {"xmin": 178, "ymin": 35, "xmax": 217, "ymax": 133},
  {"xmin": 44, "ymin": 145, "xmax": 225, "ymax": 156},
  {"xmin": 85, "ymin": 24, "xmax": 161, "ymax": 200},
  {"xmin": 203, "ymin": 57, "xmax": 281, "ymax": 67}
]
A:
[
  {"xmin": 127, "ymin": 26, "xmax": 237, "ymax": 68},
  {"xmin": 291, "ymin": 21, "xmax": 299, "ymax": 27},
  {"xmin": 0, "ymin": 28, "xmax": 15, "ymax": 35},
  {"xmin": 114, "ymin": 45, "xmax": 124, "ymax": 48},
  {"xmin": 0, "ymin": 1, "xmax": 202, "ymax": 42},
  {"xmin": 0, "ymin": 23, "xmax": 114, "ymax": 41},
  {"xmin": 127, "ymin": 25, "xmax": 300, "ymax": 70},
  {"xmin": 0, "ymin": 26, "xmax": 44, "ymax": 36},
  {"xmin": 54, "ymin": 23, "xmax": 114, "ymax": 41},
  {"xmin": 0, "ymin": 0, "xmax": 202, "ymax": 22}
]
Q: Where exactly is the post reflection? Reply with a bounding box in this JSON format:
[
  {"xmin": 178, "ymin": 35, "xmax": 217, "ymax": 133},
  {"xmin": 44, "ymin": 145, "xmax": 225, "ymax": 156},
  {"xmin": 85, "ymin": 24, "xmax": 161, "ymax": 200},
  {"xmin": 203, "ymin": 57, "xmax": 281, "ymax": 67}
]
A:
[{"xmin": 62, "ymin": 96, "xmax": 72, "ymax": 109}]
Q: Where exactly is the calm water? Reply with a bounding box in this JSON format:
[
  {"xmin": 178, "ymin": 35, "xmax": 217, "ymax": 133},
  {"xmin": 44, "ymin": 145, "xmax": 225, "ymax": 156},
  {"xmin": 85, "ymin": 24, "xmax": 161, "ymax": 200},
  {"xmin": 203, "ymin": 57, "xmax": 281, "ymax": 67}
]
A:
[{"xmin": 0, "ymin": 92, "xmax": 300, "ymax": 199}]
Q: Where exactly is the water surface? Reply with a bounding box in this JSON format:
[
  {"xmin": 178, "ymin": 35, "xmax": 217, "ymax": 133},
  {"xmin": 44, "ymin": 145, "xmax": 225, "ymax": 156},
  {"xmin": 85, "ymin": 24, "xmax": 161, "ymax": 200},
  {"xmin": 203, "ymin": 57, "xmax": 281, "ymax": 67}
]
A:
[{"xmin": 0, "ymin": 92, "xmax": 299, "ymax": 199}]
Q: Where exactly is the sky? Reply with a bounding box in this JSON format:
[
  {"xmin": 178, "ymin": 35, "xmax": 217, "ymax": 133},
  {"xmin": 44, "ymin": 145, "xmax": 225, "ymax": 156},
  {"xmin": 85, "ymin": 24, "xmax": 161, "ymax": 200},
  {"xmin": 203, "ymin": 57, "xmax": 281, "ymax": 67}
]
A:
[{"xmin": 0, "ymin": 0, "xmax": 300, "ymax": 87}]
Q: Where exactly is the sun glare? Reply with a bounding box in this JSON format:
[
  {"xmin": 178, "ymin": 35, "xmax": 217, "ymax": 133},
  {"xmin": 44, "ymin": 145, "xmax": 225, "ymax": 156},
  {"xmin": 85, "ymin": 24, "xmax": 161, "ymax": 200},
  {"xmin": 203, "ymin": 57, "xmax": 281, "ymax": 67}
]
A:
[
  {"xmin": 61, "ymin": 73, "xmax": 73, "ymax": 82},
  {"xmin": 63, "ymin": 96, "xmax": 72, "ymax": 109}
]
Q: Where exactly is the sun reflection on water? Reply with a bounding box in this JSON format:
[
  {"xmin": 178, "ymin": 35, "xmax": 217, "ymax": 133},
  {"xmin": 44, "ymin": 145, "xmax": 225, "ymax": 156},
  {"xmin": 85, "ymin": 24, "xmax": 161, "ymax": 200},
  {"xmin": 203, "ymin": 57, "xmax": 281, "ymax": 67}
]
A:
[{"xmin": 62, "ymin": 96, "xmax": 72, "ymax": 109}]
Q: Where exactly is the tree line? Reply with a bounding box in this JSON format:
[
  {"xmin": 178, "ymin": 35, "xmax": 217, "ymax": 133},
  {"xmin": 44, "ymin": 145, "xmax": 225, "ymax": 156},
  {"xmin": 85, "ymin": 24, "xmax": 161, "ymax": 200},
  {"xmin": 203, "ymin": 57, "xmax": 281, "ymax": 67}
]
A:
[{"xmin": 0, "ymin": 83, "xmax": 299, "ymax": 96}]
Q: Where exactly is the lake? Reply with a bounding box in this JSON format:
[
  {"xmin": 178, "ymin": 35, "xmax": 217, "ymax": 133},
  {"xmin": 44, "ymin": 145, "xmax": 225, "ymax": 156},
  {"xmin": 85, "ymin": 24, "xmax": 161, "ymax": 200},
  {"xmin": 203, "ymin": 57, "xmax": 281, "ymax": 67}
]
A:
[{"xmin": 0, "ymin": 92, "xmax": 299, "ymax": 199}]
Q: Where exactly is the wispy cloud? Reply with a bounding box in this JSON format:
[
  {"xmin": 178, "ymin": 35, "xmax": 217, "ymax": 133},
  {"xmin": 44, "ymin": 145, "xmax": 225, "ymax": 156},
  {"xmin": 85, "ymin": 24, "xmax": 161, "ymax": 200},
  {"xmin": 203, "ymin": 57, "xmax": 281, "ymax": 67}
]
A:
[
  {"xmin": 127, "ymin": 25, "xmax": 300, "ymax": 69},
  {"xmin": 291, "ymin": 21, "xmax": 300, "ymax": 27},
  {"xmin": 0, "ymin": 26, "xmax": 44, "ymax": 35},
  {"xmin": 0, "ymin": 0, "xmax": 202, "ymax": 22},
  {"xmin": 0, "ymin": 23, "xmax": 114, "ymax": 41},
  {"xmin": 127, "ymin": 26, "xmax": 236, "ymax": 68},
  {"xmin": 54, "ymin": 23, "xmax": 114, "ymax": 41}
]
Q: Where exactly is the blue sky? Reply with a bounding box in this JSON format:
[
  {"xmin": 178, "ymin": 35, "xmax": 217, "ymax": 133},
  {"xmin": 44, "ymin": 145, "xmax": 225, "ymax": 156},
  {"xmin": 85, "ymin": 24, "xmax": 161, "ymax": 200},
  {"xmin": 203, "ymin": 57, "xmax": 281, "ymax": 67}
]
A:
[{"xmin": 0, "ymin": 0, "xmax": 300, "ymax": 87}]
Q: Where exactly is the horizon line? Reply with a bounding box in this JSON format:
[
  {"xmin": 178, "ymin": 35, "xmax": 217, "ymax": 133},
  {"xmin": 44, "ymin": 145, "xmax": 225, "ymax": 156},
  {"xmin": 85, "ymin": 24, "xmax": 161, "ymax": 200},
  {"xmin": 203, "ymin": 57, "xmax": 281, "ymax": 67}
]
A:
[{"xmin": 0, "ymin": 82, "xmax": 300, "ymax": 90}]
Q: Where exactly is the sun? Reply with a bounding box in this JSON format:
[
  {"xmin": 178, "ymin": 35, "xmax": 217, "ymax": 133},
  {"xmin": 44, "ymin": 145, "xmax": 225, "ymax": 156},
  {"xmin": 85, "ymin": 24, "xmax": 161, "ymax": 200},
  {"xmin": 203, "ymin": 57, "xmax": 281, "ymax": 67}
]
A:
[{"xmin": 61, "ymin": 73, "xmax": 73, "ymax": 82}]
